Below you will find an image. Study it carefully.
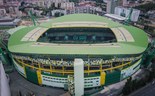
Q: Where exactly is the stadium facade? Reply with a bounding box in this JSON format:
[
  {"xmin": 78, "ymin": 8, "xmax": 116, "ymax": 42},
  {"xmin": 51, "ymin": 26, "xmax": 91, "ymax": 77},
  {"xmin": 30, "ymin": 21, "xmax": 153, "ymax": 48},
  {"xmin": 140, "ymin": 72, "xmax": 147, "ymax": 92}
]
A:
[{"xmin": 8, "ymin": 14, "xmax": 148, "ymax": 88}]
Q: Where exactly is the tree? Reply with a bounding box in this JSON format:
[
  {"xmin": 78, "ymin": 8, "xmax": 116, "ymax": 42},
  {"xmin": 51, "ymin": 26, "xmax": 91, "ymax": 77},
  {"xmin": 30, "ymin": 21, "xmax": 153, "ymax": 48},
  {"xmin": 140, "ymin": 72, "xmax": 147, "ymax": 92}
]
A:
[
  {"xmin": 48, "ymin": 3, "xmax": 56, "ymax": 16},
  {"xmin": 122, "ymin": 77, "xmax": 132, "ymax": 95},
  {"xmin": 54, "ymin": 12, "xmax": 60, "ymax": 17},
  {"xmin": 96, "ymin": 0, "xmax": 103, "ymax": 3},
  {"xmin": 134, "ymin": 3, "xmax": 155, "ymax": 12},
  {"xmin": 50, "ymin": 3, "xmax": 55, "ymax": 10},
  {"xmin": 57, "ymin": 3, "xmax": 61, "ymax": 9}
]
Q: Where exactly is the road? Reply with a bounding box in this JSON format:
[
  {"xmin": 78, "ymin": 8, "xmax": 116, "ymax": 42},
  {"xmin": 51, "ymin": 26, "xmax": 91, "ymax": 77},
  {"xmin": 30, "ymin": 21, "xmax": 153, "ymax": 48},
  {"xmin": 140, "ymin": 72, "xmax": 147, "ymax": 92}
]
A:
[
  {"xmin": 9, "ymin": 70, "xmax": 66, "ymax": 96},
  {"xmin": 130, "ymin": 82, "xmax": 155, "ymax": 96}
]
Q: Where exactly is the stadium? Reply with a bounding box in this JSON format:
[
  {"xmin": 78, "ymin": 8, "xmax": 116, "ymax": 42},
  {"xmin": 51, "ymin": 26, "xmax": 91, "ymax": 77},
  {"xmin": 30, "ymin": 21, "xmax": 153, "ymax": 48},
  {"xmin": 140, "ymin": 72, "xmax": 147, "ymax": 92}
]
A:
[{"xmin": 8, "ymin": 14, "xmax": 148, "ymax": 89}]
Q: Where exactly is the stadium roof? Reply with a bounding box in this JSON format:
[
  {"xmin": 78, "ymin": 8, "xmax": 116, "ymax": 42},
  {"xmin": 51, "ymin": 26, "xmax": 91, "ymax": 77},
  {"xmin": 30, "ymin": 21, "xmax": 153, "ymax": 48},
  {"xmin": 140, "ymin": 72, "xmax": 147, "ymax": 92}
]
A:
[
  {"xmin": 104, "ymin": 14, "xmax": 126, "ymax": 21},
  {"xmin": 8, "ymin": 14, "xmax": 148, "ymax": 55}
]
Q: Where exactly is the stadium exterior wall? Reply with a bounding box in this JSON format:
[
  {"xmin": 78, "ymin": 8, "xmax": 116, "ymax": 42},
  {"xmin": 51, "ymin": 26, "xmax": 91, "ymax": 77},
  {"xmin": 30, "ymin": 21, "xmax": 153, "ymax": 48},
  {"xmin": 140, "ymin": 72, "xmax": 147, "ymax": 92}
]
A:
[{"xmin": 12, "ymin": 57, "xmax": 142, "ymax": 88}]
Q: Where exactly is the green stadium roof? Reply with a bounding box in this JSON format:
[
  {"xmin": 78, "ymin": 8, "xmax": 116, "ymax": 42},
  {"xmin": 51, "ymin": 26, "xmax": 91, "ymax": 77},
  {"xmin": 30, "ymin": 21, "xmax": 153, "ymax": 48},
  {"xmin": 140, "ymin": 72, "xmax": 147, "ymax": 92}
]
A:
[{"xmin": 8, "ymin": 14, "xmax": 148, "ymax": 55}]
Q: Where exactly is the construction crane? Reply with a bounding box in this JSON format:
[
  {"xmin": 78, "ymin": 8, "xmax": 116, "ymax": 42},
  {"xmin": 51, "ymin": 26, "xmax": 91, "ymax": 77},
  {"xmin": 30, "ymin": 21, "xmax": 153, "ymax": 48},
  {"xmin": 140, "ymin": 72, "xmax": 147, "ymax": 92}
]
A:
[
  {"xmin": 124, "ymin": 8, "xmax": 133, "ymax": 25},
  {"xmin": 27, "ymin": 10, "xmax": 39, "ymax": 26}
]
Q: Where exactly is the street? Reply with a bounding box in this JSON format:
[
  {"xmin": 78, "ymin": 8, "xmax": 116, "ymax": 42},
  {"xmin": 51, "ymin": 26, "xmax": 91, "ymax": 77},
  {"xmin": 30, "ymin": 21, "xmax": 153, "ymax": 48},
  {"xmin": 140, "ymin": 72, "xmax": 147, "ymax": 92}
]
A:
[{"xmin": 130, "ymin": 82, "xmax": 155, "ymax": 96}]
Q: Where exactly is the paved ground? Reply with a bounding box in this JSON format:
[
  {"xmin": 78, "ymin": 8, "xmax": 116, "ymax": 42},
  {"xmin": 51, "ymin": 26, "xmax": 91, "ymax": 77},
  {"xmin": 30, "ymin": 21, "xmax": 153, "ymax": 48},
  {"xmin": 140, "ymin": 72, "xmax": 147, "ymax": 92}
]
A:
[
  {"xmin": 95, "ymin": 69, "xmax": 147, "ymax": 96},
  {"xmin": 129, "ymin": 82, "xmax": 155, "ymax": 96},
  {"xmin": 9, "ymin": 70, "xmax": 67, "ymax": 96},
  {"xmin": 95, "ymin": 79, "xmax": 126, "ymax": 96}
]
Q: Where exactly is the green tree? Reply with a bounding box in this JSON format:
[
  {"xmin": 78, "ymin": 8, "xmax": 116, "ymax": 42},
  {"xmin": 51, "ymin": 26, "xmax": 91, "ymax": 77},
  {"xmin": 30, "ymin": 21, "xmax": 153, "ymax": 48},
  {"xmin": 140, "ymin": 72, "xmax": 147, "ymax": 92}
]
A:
[
  {"xmin": 54, "ymin": 12, "xmax": 60, "ymax": 17},
  {"xmin": 122, "ymin": 77, "xmax": 132, "ymax": 95},
  {"xmin": 69, "ymin": 0, "xmax": 78, "ymax": 3},
  {"xmin": 134, "ymin": 3, "xmax": 155, "ymax": 12},
  {"xmin": 57, "ymin": 3, "xmax": 61, "ymax": 9},
  {"xmin": 96, "ymin": 0, "xmax": 103, "ymax": 3},
  {"xmin": 50, "ymin": 3, "xmax": 55, "ymax": 10}
]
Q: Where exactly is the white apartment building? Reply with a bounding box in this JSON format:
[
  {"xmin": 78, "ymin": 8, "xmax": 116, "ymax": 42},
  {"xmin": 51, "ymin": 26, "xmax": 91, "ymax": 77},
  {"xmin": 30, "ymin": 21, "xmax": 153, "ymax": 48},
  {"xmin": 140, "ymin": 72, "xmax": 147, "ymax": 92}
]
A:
[
  {"xmin": 61, "ymin": 2, "xmax": 75, "ymax": 9},
  {"xmin": 115, "ymin": 6, "xmax": 140, "ymax": 22}
]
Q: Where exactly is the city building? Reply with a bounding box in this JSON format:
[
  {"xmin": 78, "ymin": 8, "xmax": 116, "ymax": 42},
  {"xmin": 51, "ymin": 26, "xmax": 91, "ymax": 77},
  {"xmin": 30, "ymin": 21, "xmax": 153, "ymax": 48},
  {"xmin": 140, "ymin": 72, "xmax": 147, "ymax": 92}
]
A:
[
  {"xmin": 7, "ymin": 14, "xmax": 148, "ymax": 89},
  {"xmin": 24, "ymin": 0, "xmax": 70, "ymax": 8},
  {"xmin": 115, "ymin": 6, "xmax": 140, "ymax": 22},
  {"xmin": 0, "ymin": 17, "xmax": 21, "ymax": 27},
  {"xmin": 66, "ymin": 1, "xmax": 102, "ymax": 14},
  {"xmin": 66, "ymin": 6, "xmax": 101, "ymax": 14},
  {"xmin": 106, "ymin": 0, "xmax": 122, "ymax": 14},
  {"xmin": 122, "ymin": 0, "xmax": 128, "ymax": 6},
  {"xmin": 0, "ymin": 0, "xmax": 21, "ymax": 17},
  {"xmin": 60, "ymin": 2, "xmax": 75, "ymax": 10},
  {"xmin": 122, "ymin": 0, "xmax": 154, "ymax": 7}
]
